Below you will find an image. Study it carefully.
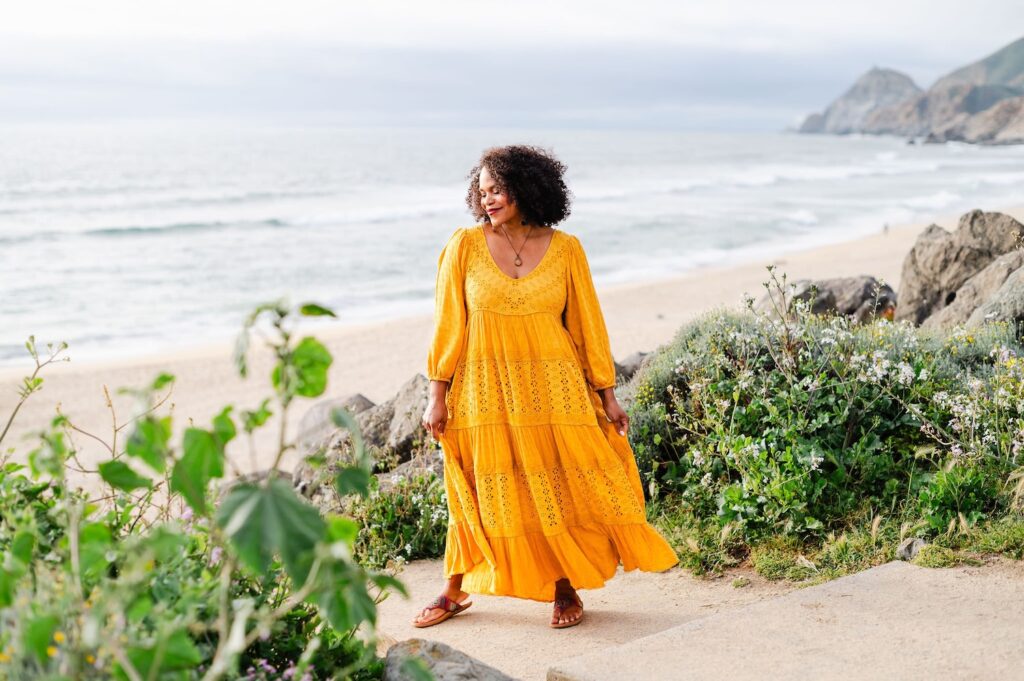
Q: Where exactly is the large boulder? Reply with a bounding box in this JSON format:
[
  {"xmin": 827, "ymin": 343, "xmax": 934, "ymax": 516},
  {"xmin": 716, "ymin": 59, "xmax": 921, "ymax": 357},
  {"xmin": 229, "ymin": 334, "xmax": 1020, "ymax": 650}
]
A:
[
  {"xmin": 615, "ymin": 351, "xmax": 650, "ymax": 385},
  {"xmin": 384, "ymin": 639, "xmax": 515, "ymax": 681},
  {"xmin": 896, "ymin": 210, "xmax": 1024, "ymax": 325},
  {"xmin": 755, "ymin": 275, "xmax": 896, "ymax": 323},
  {"xmin": 967, "ymin": 267, "xmax": 1024, "ymax": 327},
  {"xmin": 387, "ymin": 373, "xmax": 432, "ymax": 457},
  {"xmin": 294, "ymin": 374, "xmax": 432, "ymax": 502},
  {"xmin": 921, "ymin": 250, "xmax": 1024, "ymax": 329},
  {"xmin": 296, "ymin": 393, "xmax": 375, "ymax": 456}
]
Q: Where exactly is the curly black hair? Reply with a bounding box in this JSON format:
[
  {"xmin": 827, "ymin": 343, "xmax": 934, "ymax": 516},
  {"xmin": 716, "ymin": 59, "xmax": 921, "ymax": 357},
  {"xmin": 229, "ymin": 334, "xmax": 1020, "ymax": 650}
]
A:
[{"xmin": 465, "ymin": 145, "xmax": 573, "ymax": 227}]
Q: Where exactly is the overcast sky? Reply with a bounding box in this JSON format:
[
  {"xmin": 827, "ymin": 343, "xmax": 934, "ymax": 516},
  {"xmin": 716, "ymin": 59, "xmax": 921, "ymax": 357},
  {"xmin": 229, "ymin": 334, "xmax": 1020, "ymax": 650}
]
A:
[{"xmin": 2, "ymin": 1, "xmax": 1023, "ymax": 129}]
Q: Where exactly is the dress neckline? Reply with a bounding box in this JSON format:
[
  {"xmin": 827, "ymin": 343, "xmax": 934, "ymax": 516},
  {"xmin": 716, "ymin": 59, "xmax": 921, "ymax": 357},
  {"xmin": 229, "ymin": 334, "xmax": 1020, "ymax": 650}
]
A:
[{"xmin": 477, "ymin": 224, "xmax": 558, "ymax": 282}]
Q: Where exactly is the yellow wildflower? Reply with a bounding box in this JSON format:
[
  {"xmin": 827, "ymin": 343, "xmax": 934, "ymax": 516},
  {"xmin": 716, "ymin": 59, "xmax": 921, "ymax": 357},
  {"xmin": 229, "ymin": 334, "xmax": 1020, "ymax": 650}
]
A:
[
  {"xmin": 53, "ymin": 631, "xmax": 66, "ymax": 644},
  {"xmin": 86, "ymin": 654, "xmax": 96, "ymax": 664},
  {"xmin": 46, "ymin": 646, "xmax": 58, "ymax": 658},
  {"xmin": 0, "ymin": 651, "xmax": 11, "ymax": 662}
]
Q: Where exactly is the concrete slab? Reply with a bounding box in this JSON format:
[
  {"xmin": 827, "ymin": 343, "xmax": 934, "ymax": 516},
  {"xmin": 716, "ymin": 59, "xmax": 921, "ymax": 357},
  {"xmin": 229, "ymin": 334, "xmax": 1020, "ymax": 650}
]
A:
[
  {"xmin": 548, "ymin": 560, "xmax": 1024, "ymax": 681},
  {"xmin": 374, "ymin": 558, "xmax": 796, "ymax": 681}
]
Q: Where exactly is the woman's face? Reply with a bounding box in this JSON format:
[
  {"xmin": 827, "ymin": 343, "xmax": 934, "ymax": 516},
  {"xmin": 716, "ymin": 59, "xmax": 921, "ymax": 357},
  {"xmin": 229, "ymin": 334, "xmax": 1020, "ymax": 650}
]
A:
[{"xmin": 478, "ymin": 166, "xmax": 521, "ymax": 226}]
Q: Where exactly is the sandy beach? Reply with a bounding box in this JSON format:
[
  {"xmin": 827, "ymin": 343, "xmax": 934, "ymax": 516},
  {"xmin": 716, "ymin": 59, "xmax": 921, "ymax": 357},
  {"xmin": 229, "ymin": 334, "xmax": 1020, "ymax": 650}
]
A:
[{"xmin": 3, "ymin": 205, "xmax": 1022, "ymax": 480}]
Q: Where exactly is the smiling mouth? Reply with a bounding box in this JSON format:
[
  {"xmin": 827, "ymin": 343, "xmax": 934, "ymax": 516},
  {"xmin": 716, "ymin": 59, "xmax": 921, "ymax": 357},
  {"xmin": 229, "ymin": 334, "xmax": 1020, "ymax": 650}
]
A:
[{"xmin": 487, "ymin": 208, "xmax": 500, "ymax": 214}]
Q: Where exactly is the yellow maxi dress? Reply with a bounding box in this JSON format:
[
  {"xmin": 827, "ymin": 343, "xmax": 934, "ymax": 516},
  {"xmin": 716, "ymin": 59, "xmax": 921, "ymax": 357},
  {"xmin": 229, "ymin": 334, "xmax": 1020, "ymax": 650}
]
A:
[{"xmin": 426, "ymin": 224, "xmax": 679, "ymax": 602}]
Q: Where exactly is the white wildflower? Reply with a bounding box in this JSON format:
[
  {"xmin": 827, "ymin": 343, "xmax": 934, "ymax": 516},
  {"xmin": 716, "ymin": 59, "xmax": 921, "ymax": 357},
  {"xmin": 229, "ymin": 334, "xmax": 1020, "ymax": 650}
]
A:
[{"xmin": 809, "ymin": 451, "xmax": 824, "ymax": 471}]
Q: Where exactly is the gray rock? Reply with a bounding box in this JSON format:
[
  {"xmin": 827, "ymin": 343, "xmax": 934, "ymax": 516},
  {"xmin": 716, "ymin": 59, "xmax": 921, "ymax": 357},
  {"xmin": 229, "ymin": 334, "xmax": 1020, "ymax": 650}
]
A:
[
  {"xmin": 897, "ymin": 538, "xmax": 927, "ymax": 561},
  {"xmin": 755, "ymin": 275, "xmax": 896, "ymax": 323},
  {"xmin": 384, "ymin": 639, "xmax": 516, "ymax": 681},
  {"xmin": 387, "ymin": 374, "xmax": 431, "ymax": 459},
  {"xmin": 799, "ymin": 67, "xmax": 922, "ymax": 135},
  {"xmin": 296, "ymin": 393, "xmax": 375, "ymax": 456},
  {"xmin": 359, "ymin": 400, "xmax": 397, "ymax": 452},
  {"xmin": 896, "ymin": 210, "xmax": 1024, "ymax": 325},
  {"xmin": 294, "ymin": 374, "xmax": 433, "ymax": 504},
  {"xmin": 922, "ymin": 250, "xmax": 1024, "ymax": 329},
  {"xmin": 967, "ymin": 266, "xmax": 1024, "ymax": 327},
  {"xmin": 616, "ymin": 351, "xmax": 650, "ymax": 384}
]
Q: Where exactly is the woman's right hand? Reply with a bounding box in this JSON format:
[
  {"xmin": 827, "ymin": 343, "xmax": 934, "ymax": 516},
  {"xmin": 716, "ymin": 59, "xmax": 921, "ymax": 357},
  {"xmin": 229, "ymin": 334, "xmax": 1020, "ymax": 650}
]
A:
[{"xmin": 422, "ymin": 380, "xmax": 450, "ymax": 440}]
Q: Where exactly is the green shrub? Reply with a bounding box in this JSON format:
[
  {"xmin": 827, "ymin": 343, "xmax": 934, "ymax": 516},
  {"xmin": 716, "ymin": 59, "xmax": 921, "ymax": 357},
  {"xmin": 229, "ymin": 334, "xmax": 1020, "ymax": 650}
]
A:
[
  {"xmin": 0, "ymin": 306, "xmax": 415, "ymax": 680},
  {"xmin": 345, "ymin": 472, "xmax": 448, "ymax": 570},
  {"xmin": 628, "ymin": 268, "xmax": 1024, "ymax": 559}
]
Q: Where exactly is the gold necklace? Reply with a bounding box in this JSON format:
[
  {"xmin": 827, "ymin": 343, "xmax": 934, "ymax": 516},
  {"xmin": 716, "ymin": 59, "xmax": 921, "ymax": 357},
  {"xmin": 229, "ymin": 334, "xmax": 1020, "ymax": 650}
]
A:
[{"xmin": 499, "ymin": 222, "xmax": 535, "ymax": 266}]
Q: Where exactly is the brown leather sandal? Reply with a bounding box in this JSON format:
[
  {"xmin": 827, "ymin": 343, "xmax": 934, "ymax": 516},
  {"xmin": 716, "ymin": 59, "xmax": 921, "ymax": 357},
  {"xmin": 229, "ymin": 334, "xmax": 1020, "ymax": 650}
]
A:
[
  {"xmin": 550, "ymin": 592, "xmax": 584, "ymax": 629},
  {"xmin": 412, "ymin": 593, "xmax": 473, "ymax": 628}
]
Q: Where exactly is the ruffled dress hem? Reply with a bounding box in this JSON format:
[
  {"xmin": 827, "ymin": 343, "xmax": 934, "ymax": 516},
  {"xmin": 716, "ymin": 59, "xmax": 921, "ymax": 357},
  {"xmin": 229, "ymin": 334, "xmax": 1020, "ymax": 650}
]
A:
[{"xmin": 443, "ymin": 519, "xmax": 680, "ymax": 602}]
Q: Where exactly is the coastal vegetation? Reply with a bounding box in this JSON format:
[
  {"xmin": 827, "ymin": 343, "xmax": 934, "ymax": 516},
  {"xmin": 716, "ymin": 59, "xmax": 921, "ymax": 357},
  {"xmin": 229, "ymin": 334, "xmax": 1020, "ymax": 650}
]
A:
[
  {"xmin": 632, "ymin": 269, "xmax": 1024, "ymax": 579},
  {"xmin": 0, "ymin": 304, "xmax": 431, "ymax": 681}
]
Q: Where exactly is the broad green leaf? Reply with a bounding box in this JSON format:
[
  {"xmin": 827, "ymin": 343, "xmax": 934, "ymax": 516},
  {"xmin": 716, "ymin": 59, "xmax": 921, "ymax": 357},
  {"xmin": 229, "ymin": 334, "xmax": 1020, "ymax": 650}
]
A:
[
  {"xmin": 368, "ymin": 572, "xmax": 409, "ymax": 598},
  {"xmin": 170, "ymin": 428, "xmax": 224, "ymax": 515},
  {"xmin": 242, "ymin": 399, "xmax": 273, "ymax": 433},
  {"xmin": 126, "ymin": 416, "xmax": 172, "ymax": 473},
  {"xmin": 119, "ymin": 628, "xmax": 201, "ymax": 680},
  {"xmin": 23, "ymin": 613, "xmax": 59, "ymax": 663},
  {"xmin": 151, "ymin": 373, "xmax": 175, "ymax": 390},
  {"xmin": 0, "ymin": 567, "xmax": 15, "ymax": 607},
  {"xmin": 11, "ymin": 531, "xmax": 35, "ymax": 564},
  {"xmin": 273, "ymin": 337, "xmax": 332, "ymax": 399},
  {"xmin": 216, "ymin": 478, "xmax": 325, "ymax": 584},
  {"xmin": 299, "ymin": 303, "xmax": 337, "ymax": 317},
  {"xmin": 336, "ymin": 467, "xmax": 372, "ymax": 499},
  {"xmin": 78, "ymin": 522, "xmax": 113, "ymax": 584},
  {"xmin": 317, "ymin": 568, "xmax": 378, "ymax": 631},
  {"xmin": 330, "ymin": 407, "xmax": 365, "ymax": 461},
  {"xmin": 28, "ymin": 430, "xmax": 67, "ymax": 479},
  {"xmin": 326, "ymin": 515, "xmax": 359, "ymax": 545},
  {"xmin": 99, "ymin": 460, "xmax": 152, "ymax": 492},
  {"xmin": 213, "ymin": 406, "xmax": 237, "ymax": 447},
  {"xmin": 140, "ymin": 525, "xmax": 188, "ymax": 562},
  {"xmin": 126, "ymin": 595, "xmax": 153, "ymax": 622}
]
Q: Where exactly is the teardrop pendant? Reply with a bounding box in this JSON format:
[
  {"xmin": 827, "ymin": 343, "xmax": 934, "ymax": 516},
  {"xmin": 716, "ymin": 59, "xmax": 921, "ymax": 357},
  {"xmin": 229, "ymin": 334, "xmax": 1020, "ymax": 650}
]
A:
[{"xmin": 514, "ymin": 256, "xmax": 523, "ymax": 266}]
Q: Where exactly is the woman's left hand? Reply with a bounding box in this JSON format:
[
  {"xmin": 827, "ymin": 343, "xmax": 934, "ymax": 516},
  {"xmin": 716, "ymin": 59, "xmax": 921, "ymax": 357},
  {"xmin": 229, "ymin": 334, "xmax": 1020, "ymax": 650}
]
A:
[{"xmin": 602, "ymin": 394, "xmax": 629, "ymax": 436}]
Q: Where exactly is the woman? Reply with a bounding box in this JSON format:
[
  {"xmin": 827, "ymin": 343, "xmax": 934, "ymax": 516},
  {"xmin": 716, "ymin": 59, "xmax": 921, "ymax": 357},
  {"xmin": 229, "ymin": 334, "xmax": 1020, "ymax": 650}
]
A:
[{"xmin": 415, "ymin": 145, "xmax": 678, "ymax": 630}]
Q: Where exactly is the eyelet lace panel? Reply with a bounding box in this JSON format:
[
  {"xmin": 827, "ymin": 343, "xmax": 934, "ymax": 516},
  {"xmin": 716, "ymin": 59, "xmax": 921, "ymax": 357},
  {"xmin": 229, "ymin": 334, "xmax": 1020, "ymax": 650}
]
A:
[{"xmin": 446, "ymin": 357, "xmax": 598, "ymax": 428}]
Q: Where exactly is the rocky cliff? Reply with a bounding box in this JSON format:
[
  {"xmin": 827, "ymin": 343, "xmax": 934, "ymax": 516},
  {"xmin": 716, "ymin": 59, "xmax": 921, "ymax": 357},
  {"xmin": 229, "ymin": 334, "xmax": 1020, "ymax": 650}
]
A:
[
  {"xmin": 800, "ymin": 36, "xmax": 1024, "ymax": 145},
  {"xmin": 798, "ymin": 68, "xmax": 922, "ymax": 134}
]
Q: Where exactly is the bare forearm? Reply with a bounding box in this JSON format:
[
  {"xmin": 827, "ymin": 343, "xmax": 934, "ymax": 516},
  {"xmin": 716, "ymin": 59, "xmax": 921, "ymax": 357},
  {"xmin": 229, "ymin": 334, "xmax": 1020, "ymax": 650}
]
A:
[{"xmin": 429, "ymin": 379, "xmax": 449, "ymax": 402}]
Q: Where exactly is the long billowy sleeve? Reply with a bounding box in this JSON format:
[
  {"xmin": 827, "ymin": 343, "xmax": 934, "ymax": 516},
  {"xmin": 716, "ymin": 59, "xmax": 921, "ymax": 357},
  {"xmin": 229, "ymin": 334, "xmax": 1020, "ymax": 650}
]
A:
[
  {"xmin": 563, "ymin": 234, "xmax": 617, "ymax": 391},
  {"xmin": 426, "ymin": 228, "xmax": 469, "ymax": 382}
]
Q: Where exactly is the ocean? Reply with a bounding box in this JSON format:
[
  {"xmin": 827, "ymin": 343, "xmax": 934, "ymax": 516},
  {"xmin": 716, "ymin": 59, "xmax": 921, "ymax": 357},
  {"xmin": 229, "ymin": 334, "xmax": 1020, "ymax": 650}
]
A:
[{"xmin": 3, "ymin": 123, "xmax": 1024, "ymax": 368}]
